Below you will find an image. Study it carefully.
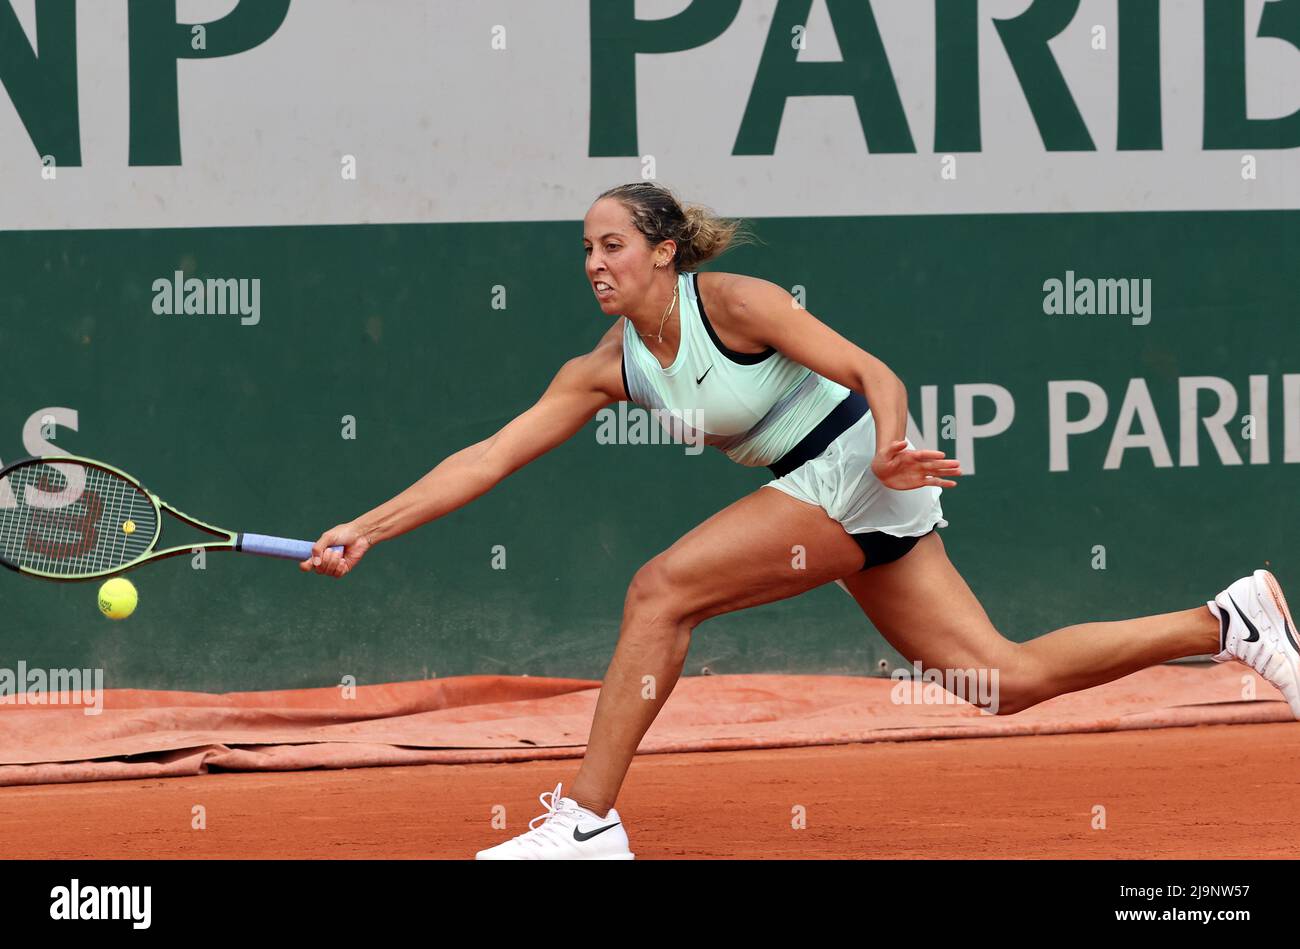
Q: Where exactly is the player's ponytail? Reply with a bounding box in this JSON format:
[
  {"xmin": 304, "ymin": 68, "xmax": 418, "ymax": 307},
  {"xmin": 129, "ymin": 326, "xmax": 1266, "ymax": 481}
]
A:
[{"xmin": 596, "ymin": 182, "xmax": 757, "ymax": 271}]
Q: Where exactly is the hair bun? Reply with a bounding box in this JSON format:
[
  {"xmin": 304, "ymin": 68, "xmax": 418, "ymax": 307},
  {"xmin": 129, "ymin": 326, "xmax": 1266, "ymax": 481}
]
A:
[{"xmin": 596, "ymin": 183, "xmax": 756, "ymax": 271}]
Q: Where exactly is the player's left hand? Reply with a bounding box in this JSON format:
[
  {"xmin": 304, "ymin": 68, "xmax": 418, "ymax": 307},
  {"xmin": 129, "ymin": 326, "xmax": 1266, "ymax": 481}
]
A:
[{"xmin": 871, "ymin": 440, "xmax": 962, "ymax": 491}]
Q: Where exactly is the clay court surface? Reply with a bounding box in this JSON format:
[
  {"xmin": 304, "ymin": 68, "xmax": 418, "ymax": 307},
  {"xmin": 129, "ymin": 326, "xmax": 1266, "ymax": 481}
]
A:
[{"xmin": 4, "ymin": 722, "xmax": 1297, "ymax": 860}]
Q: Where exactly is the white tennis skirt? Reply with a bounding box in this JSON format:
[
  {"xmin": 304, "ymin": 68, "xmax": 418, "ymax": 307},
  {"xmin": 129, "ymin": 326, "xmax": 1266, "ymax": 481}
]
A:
[{"xmin": 763, "ymin": 407, "xmax": 949, "ymax": 539}]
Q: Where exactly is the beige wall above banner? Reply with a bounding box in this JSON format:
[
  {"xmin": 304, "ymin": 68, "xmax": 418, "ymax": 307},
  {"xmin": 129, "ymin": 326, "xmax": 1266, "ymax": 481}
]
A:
[{"xmin": 1, "ymin": 0, "xmax": 1298, "ymax": 230}]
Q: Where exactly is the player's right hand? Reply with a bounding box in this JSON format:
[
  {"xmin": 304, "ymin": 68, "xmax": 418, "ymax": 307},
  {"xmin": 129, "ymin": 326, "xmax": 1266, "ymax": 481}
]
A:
[{"xmin": 301, "ymin": 521, "xmax": 373, "ymax": 578}]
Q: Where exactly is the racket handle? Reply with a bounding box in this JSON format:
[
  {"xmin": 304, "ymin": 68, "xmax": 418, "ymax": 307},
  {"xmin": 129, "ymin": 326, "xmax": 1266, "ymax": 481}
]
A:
[{"xmin": 238, "ymin": 533, "xmax": 345, "ymax": 561}]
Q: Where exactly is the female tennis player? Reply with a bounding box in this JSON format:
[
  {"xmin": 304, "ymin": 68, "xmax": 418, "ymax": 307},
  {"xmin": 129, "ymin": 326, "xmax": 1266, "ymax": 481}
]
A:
[{"xmin": 302, "ymin": 182, "xmax": 1299, "ymax": 860}]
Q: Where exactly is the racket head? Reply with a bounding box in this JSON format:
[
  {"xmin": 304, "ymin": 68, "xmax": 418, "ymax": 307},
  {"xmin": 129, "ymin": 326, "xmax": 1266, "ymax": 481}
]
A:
[{"xmin": 0, "ymin": 456, "xmax": 163, "ymax": 581}]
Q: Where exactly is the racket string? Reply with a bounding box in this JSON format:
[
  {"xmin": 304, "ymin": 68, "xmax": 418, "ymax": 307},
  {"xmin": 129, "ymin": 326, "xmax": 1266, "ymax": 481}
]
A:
[{"xmin": 0, "ymin": 462, "xmax": 157, "ymax": 577}]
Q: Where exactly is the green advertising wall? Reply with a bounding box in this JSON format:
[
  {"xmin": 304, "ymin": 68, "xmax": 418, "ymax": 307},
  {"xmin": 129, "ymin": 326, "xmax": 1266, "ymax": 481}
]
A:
[{"xmin": 0, "ymin": 210, "xmax": 1295, "ymax": 691}]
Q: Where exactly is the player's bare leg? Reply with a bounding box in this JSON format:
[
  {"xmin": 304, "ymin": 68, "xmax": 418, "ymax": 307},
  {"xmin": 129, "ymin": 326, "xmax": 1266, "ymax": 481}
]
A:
[
  {"xmin": 566, "ymin": 486, "xmax": 865, "ymax": 816},
  {"xmin": 841, "ymin": 531, "xmax": 1221, "ymax": 715}
]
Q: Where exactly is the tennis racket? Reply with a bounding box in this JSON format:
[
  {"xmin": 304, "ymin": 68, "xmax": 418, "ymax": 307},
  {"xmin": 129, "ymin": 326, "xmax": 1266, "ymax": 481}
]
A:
[{"xmin": 0, "ymin": 455, "xmax": 340, "ymax": 582}]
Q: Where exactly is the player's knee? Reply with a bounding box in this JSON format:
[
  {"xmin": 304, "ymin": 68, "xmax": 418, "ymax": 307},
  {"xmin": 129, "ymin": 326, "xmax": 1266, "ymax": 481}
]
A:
[
  {"xmin": 926, "ymin": 643, "xmax": 1039, "ymax": 716},
  {"xmin": 988, "ymin": 695, "xmax": 1040, "ymax": 716},
  {"xmin": 987, "ymin": 692, "xmax": 1027, "ymax": 716},
  {"xmin": 984, "ymin": 649, "xmax": 1046, "ymax": 716},
  {"xmin": 624, "ymin": 556, "xmax": 696, "ymax": 627}
]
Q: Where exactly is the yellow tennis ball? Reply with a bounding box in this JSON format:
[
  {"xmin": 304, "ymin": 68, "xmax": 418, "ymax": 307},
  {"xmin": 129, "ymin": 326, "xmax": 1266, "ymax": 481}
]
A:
[
  {"xmin": 98, "ymin": 578, "xmax": 138, "ymax": 621},
  {"xmin": 122, "ymin": 520, "xmax": 136, "ymax": 535}
]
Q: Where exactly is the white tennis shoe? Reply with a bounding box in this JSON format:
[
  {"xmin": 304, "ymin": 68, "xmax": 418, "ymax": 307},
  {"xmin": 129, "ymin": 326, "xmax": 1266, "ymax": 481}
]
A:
[
  {"xmin": 475, "ymin": 783, "xmax": 635, "ymax": 860},
  {"xmin": 1207, "ymin": 569, "xmax": 1300, "ymax": 719}
]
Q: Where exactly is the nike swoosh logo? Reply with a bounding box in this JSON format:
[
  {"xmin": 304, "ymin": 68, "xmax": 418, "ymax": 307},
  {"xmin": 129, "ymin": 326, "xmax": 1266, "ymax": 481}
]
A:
[
  {"xmin": 1229, "ymin": 594, "xmax": 1261, "ymax": 643},
  {"xmin": 572, "ymin": 822, "xmax": 621, "ymax": 842},
  {"xmin": 695, "ymin": 365, "xmax": 713, "ymax": 385},
  {"xmin": 1218, "ymin": 607, "xmax": 1231, "ymax": 653}
]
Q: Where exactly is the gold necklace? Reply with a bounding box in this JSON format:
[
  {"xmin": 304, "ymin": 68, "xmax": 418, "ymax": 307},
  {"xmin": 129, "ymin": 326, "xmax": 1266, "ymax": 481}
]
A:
[{"xmin": 640, "ymin": 278, "xmax": 679, "ymax": 343}]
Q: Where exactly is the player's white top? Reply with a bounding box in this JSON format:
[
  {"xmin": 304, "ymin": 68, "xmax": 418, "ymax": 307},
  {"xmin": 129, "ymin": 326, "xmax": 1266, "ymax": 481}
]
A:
[{"xmin": 620, "ymin": 272, "xmax": 853, "ymax": 468}]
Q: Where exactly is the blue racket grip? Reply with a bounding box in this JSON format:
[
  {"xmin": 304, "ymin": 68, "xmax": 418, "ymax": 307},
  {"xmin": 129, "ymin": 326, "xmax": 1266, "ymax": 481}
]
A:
[{"xmin": 239, "ymin": 533, "xmax": 345, "ymax": 561}]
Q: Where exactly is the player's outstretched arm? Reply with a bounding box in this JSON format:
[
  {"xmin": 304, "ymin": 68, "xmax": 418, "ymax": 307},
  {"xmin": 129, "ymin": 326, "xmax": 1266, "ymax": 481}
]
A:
[{"xmin": 302, "ymin": 325, "xmax": 626, "ymax": 577}]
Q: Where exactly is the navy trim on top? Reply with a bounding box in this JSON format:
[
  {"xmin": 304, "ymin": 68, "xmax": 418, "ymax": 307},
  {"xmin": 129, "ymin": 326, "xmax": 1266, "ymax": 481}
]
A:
[
  {"xmin": 766, "ymin": 390, "xmax": 868, "ymax": 479},
  {"xmin": 620, "ymin": 350, "xmax": 632, "ymax": 402},
  {"xmin": 691, "ymin": 272, "xmax": 776, "ymax": 365}
]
